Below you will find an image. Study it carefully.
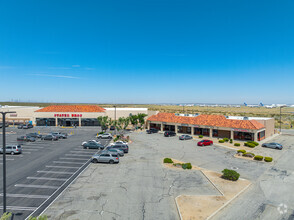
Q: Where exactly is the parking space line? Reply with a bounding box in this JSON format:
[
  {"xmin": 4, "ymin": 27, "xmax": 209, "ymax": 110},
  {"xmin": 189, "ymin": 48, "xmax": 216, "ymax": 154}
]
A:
[
  {"xmin": 0, "ymin": 158, "xmax": 14, "ymax": 161},
  {"xmin": 23, "ymin": 148, "xmax": 38, "ymax": 151},
  {"xmin": 27, "ymin": 177, "xmax": 68, "ymax": 181},
  {"xmin": 0, "ymin": 206, "xmax": 37, "ymax": 211},
  {"xmin": 64, "ymin": 154, "xmax": 91, "ymax": 157},
  {"xmin": 46, "ymin": 165, "xmax": 80, "ymax": 169},
  {"xmin": 59, "ymin": 157, "xmax": 88, "ymax": 161},
  {"xmin": 37, "ymin": 170, "xmax": 75, "ymax": 174},
  {"xmin": 70, "ymin": 151, "xmax": 94, "ymax": 154},
  {"xmin": 22, "ymin": 152, "xmax": 32, "ymax": 154},
  {"xmin": 53, "ymin": 161, "xmax": 84, "ymax": 165},
  {"xmin": 0, "ymin": 193, "xmax": 50, "ymax": 199},
  {"xmin": 23, "ymin": 146, "xmax": 44, "ymax": 149},
  {"xmin": 15, "ymin": 184, "xmax": 59, "ymax": 189}
]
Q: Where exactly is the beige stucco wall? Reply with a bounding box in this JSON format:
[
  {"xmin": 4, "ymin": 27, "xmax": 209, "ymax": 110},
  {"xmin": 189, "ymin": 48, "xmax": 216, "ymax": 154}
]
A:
[
  {"xmin": 0, "ymin": 106, "xmax": 41, "ymax": 123},
  {"xmin": 256, "ymin": 118, "xmax": 275, "ymax": 138},
  {"xmin": 105, "ymin": 108, "xmax": 151, "ymax": 119}
]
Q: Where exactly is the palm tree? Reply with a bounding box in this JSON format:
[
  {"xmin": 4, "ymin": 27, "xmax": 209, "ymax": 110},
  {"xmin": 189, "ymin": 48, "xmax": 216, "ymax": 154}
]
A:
[{"xmin": 97, "ymin": 116, "xmax": 110, "ymax": 132}]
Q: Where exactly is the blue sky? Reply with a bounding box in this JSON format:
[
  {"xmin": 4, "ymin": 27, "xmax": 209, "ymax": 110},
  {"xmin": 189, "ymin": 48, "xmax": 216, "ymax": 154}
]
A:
[{"xmin": 0, "ymin": 0, "xmax": 294, "ymax": 104}]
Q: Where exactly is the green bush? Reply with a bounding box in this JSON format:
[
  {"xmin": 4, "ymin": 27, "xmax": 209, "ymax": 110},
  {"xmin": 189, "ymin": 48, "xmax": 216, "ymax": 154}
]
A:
[
  {"xmin": 163, "ymin": 158, "xmax": 173, "ymax": 163},
  {"xmin": 244, "ymin": 142, "xmax": 248, "ymax": 146},
  {"xmin": 234, "ymin": 143, "xmax": 241, "ymax": 146},
  {"xmin": 221, "ymin": 169, "xmax": 240, "ymax": 181},
  {"xmin": 98, "ymin": 131, "xmax": 104, "ymax": 135},
  {"xmin": 230, "ymin": 139, "xmax": 233, "ymax": 143},
  {"xmin": 182, "ymin": 163, "xmax": 192, "ymax": 169},
  {"xmin": 113, "ymin": 137, "xmax": 119, "ymax": 142},
  {"xmin": 0, "ymin": 212, "xmax": 12, "ymax": 220},
  {"xmin": 219, "ymin": 140, "xmax": 225, "ymax": 143},
  {"xmin": 28, "ymin": 216, "xmax": 48, "ymax": 220},
  {"xmin": 254, "ymin": 155, "xmax": 264, "ymax": 161},
  {"xmin": 248, "ymin": 141, "xmax": 259, "ymax": 146},
  {"xmin": 199, "ymin": 135, "xmax": 203, "ymax": 138},
  {"xmin": 264, "ymin": 157, "xmax": 273, "ymax": 162},
  {"xmin": 223, "ymin": 138, "xmax": 229, "ymax": 142},
  {"xmin": 237, "ymin": 149, "xmax": 246, "ymax": 154},
  {"xmin": 246, "ymin": 143, "xmax": 256, "ymax": 148}
]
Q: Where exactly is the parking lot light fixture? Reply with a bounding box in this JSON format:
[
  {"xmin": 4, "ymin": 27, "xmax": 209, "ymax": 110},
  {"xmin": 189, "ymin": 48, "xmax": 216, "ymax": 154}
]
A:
[{"xmin": 1, "ymin": 111, "xmax": 16, "ymax": 214}]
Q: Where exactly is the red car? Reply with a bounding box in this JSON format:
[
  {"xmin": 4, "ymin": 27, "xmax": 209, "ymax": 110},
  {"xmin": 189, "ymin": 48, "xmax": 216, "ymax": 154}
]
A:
[{"xmin": 197, "ymin": 140, "xmax": 213, "ymax": 146}]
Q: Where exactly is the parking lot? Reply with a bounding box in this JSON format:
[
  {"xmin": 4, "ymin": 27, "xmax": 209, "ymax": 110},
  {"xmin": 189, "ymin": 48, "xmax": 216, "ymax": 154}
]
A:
[
  {"xmin": 0, "ymin": 126, "xmax": 108, "ymax": 219},
  {"xmin": 43, "ymin": 130, "xmax": 294, "ymax": 220}
]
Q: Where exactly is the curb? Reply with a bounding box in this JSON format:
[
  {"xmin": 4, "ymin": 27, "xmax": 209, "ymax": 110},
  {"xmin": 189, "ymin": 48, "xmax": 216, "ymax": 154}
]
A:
[
  {"xmin": 175, "ymin": 195, "xmax": 183, "ymax": 220},
  {"xmin": 206, "ymin": 182, "xmax": 252, "ymax": 220},
  {"xmin": 200, "ymin": 170, "xmax": 224, "ymax": 196}
]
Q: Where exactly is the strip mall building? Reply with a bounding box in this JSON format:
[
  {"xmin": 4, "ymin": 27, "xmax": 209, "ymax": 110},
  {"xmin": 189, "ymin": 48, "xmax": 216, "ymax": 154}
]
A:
[
  {"xmin": 0, "ymin": 105, "xmax": 155, "ymax": 127},
  {"xmin": 147, "ymin": 113, "xmax": 275, "ymax": 141}
]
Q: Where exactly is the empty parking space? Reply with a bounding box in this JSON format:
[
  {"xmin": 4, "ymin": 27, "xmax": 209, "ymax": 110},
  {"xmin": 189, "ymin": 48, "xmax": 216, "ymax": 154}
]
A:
[{"xmin": 0, "ymin": 127, "xmax": 108, "ymax": 219}]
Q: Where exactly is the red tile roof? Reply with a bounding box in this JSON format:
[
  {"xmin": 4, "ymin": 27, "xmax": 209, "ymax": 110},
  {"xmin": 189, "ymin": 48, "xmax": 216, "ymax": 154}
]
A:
[
  {"xmin": 147, "ymin": 113, "xmax": 265, "ymax": 130},
  {"xmin": 35, "ymin": 105, "xmax": 105, "ymax": 113}
]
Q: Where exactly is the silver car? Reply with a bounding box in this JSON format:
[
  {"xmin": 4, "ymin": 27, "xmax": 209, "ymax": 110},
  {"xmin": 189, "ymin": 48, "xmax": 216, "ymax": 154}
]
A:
[
  {"xmin": 97, "ymin": 133, "xmax": 112, "ymax": 139},
  {"xmin": 91, "ymin": 153, "xmax": 119, "ymax": 164},
  {"xmin": 262, "ymin": 142, "xmax": 283, "ymax": 150},
  {"xmin": 0, "ymin": 145, "xmax": 22, "ymax": 155},
  {"xmin": 104, "ymin": 147, "xmax": 124, "ymax": 156}
]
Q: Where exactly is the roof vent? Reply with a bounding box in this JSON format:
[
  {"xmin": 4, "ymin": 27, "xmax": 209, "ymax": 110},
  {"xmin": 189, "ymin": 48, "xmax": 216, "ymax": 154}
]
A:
[
  {"xmin": 184, "ymin": 114, "xmax": 189, "ymax": 116},
  {"xmin": 175, "ymin": 113, "xmax": 180, "ymax": 116},
  {"xmin": 243, "ymin": 117, "xmax": 249, "ymax": 120},
  {"xmin": 225, "ymin": 116, "xmax": 229, "ymax": 118}
]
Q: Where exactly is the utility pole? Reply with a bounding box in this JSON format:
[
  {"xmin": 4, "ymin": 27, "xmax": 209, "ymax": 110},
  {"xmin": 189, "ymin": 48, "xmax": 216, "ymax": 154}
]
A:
[
  {"xmin": 280, "ymin": 106, "xmax": 285, "ymax": 133},
  {"xmin": 1, "ymin": 111, "xmax": 16, "ymax": 214},
  {"xmin": 114, "ymin": 105, "xmax": 117, "ymax": 135}
]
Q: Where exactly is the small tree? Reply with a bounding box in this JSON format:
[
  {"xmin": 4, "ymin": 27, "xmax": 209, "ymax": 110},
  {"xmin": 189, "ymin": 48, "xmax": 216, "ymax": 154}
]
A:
[
  {"xmin": 129, "ymin": 115, "xmax": 139, "ymax": 129},
  {"xmin": 97, "ymin": 116, "xmax": 110, "ymax": 132},
  {"xmin": 137, "ymin": 113, "xmax": 148, "ymax": 128}
]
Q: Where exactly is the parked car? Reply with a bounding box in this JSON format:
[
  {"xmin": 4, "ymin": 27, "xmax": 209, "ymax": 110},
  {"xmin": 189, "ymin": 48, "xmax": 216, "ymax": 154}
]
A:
[
  {"xmin": 111, "ymin": 144, "xmax": 129, "ymax": 153},
  {"xmin": 18, "ymin": 124, "xmax": 24, "ymax": 129},
  {"xmin": 22, "ymin": 124, "xmax": 33, "ymax": 129},
  {"xmin": 97, "ymin": 133, "xmax": 112, "ymax": 139},
  {"xmin": 110, "ymin": 126, "xmax": 115, "ymax": 130},
  {"xmin": 27, "ymin": 133, "xmax": 42, "ymax": 138},
  {"xmin": 91, "ymin": 153, "xmax": 119, "ymax": 164},
  {"xmin": 41, "ymin": 135, "xmax": 58, "ymax": 141},
  {"xmin": 197, "ymin": 140, "xmax": 213, "ymax": 146},
  {"xmin": 0, "ymin": 145, "xmax": 22, "ymax": 155},
  {"xmin": 17, "ymin": 136, "xmax": 36, "ymax": 142},
  {"xmin": 109, "ymin": 141, "xmax": 128, "ymax": 146},
  {"xmin": 105, "ymin": 146, "xmax": 124, "ymax": 156},
  {"xmin": 262, "ymin": 142, "xmax": 283, "ymax": 150},
  {"xmin": 179, "ymin": 135, "xmax": 193, "ymax": 140},
  {"xmin": 83, "ymin": 142, "xmax": 105, "ymax": 149},
  {"xmin": 164, "ymin": 131, "xmax": 176, "ymax": 137},
  {"xmin": 82, "ymin": 140, "xmax": 100, "ymax": 146},
  {"xmin": 146, "ymin": 128, "xmax": 158, "ymax": 134},
  {"xmin": 0, "ymin": 123, "xmax": 9, "ymax": 128},
  {"xmin": 51, "ymin": 132, "xmax": 67, "ymax": 139}
]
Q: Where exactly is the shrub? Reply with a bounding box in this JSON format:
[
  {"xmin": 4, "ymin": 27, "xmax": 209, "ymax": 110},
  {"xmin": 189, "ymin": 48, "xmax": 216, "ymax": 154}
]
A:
[
  {"xmin": 199, "ymin": 135, "xmax": 203, "ymax": 138},
  {"xmin": 223, "ymin": 138, "xmax": 229, "ymax": 142},
  {"xmin": 254, "ymin": 155, "xmax": 264, "ymax": 161},
  {"xmin": 244, "ymin": 142, "xmax": 248, "ymax": 146},
  {"xmin": 163, "ymin": 158, "xmax": 173, "ymax": 163},
  {"xmin": 28, "ymin": 216, "xmax": 48, "ymax": 220},
  {"xmin": 98, "ymin": 131, "xmax": 104, "ymax": 135},
  {"xmin": 264, "ymin": 157, "xmax": 273, "ymax": 162},
  {"xmin": 234, "ymin": 143, "xmax": 241, "ymax": 147},
  {"xmin": 0, "ymin": 212, "xmax": 12, "ymax": 220},
  {"xmin": 246, "ymin": 143, "xmax": 256, "ymax": 148},
  {"xmin": 182, "ymin": 163, "xmax": 192, "ymax": 169},
  {"xmin": 243, "ymin": 152, "xmax": 255, "ymax": 158},
  {"xmin": 248, "ymin": 141, "xmax": 259, "ymax": 146},
  {"xmin": 230, "ymin": 139, "xmax": 233, "ymax": 143},
  {"xmin": 113, "ymin": 137, "xmax": 119, "ymax": 142},
  {"xmin": 237, "ymin": 149, "xmax": 246, "ymax": 154},
  {"xmin": 219, "ymin": 140, "xmax": 225, "ymax": 143},
  {"xmin": 221, "ymin": 169, "xmax": 240, "ymax": 181}
]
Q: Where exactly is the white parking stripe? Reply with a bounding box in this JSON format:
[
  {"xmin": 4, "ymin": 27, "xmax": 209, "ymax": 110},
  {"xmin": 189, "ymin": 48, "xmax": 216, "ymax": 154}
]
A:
[
  {"xmin": 46, "ymin": 165, "xmax": 80, "ymax": 169},
  {"xmin": 23, "ymin": 149, "xmax": 38, "ymax": 151},
  {"xmin": 65, "ymin": 154, "xmax": 91, "ymax": 157},
  {"xmin": 27, "ymin": 177, "xmax": 68, "ymax": 181},
  {"xmin": 15, "ymin": 184, "xmax": 59, "ymax": 189},
  {"xmin": 0, "ymin": 206, "xmax": 37, "ymax": 211},
  {"xmin": 53, "ymin": 161, "xmax": 84, "ymax": 165},
  {"xmin": 23, "ymin": 146, "xmax": 44, "ymax": 149},
  {"xmin": 0, "ymin": 158, "xmax": 14, "ymax": 161},
  {"xmin": 59, "ymin": 157, "xmax": 88, "ymax": 161},
  {"xmin": 37, "ymin": 170, "xmax": 75, "ymax": 174},
  {"xmin": 22, "ymin": 152, "xmax": 32, "ymax": 154},
  {"xmin": 70, "ymin": 151, "xmax": 94, "ymax": 154},
  {"xmin": 0, "ymin": 193, "xmax": 50, "ymax": 199}
]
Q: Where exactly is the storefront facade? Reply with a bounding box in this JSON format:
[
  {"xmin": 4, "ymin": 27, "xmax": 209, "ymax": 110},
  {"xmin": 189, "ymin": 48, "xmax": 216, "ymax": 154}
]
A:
[{"xmin": 147, "ymin": 113, "xmax": 273, "ymax": 141}]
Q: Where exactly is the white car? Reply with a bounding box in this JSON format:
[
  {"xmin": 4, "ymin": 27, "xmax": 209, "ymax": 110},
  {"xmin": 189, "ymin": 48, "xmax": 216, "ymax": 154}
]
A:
[
  {"xmin": 97, "ymin": 133, "xmax": 112, "ymax": 139},
  {"xmin": 82, "ymin": 140, "xmax": 100, "ymax": 146},
  {"xmin": 109, "ymin": 141, "xmax": 127, "ymax": 146}
]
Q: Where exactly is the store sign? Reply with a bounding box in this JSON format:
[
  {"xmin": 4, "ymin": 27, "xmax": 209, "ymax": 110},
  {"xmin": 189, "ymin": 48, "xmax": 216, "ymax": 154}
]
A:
[
  {"xmin": 232, "ymin": 128, "xmax": 249, "ymax": 132},
  {"xmin": 54, "ymin": 114, "xmax": 83, "ymax": 117}
]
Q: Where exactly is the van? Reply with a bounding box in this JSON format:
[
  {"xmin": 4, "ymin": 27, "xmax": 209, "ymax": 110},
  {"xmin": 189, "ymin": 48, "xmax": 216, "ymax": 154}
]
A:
[{"xmin": 0, "ymin": 145, "xmax": 22, "ymax": 155}]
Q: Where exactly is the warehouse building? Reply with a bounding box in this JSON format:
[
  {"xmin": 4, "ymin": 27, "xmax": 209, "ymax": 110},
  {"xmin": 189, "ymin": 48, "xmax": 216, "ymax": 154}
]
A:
[{"xmin": 147, "ymin": 113, "xmax": 275, "ymax": 141}]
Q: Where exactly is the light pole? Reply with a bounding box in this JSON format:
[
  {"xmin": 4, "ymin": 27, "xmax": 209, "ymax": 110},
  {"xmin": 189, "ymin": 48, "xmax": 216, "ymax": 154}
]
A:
[
  {"xmin": 1, "ymin": 111, "xmax": 16, "ymax": 214},
  {"xmin": 114, "ymin": 105, "xmax": 117, "ymax": 135},
  {"xmin": 280, "ymin": 106, "xmax": 286, "ymax": 132}
]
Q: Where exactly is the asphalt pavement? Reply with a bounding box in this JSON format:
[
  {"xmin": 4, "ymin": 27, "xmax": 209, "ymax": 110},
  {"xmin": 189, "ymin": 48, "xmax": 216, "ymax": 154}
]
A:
[{"xmin": 0, "ymin": 126, "xmax": 109, "ymax": 219}]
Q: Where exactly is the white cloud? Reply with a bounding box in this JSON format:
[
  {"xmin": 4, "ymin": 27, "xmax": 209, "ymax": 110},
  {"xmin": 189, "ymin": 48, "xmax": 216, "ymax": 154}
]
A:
[{"xmin": 29, "ymin": 74, "xmax": 80, "ymax": 79}]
